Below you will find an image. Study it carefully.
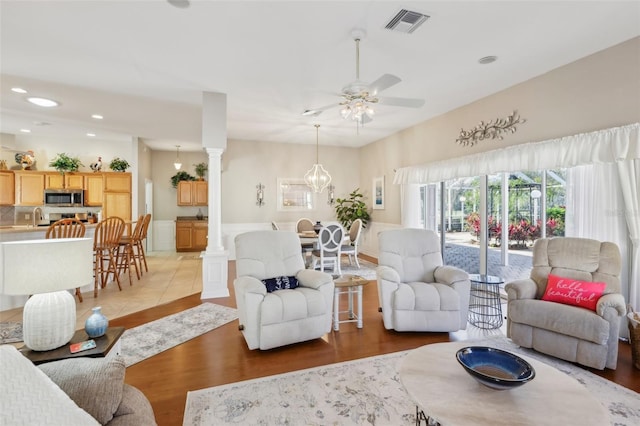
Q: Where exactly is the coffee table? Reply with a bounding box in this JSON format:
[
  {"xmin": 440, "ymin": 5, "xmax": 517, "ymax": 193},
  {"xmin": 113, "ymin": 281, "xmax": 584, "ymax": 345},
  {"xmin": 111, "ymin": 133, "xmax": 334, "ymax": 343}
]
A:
[
  {"xmin": 399, "ymin": 341, "xmax": 609, "ymax": 425},
  {"xmin": 332, "ymin": 274, "xmax": 369, "ymax": 331}
]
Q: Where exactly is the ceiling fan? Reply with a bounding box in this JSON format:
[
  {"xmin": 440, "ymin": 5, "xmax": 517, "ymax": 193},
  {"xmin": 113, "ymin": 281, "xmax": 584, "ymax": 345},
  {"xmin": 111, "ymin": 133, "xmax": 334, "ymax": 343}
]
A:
[{"xmin": 302, "ymin": 29, "xmax": 425, "ymax": 125}]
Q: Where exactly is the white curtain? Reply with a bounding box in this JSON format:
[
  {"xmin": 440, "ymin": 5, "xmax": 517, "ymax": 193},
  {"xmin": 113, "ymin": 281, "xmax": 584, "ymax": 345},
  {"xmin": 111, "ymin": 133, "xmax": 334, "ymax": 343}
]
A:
[
  {"xmin": 400, "ymin": 184, "xmax": 421, "ymax": 228},
  {"xmin": 395, "ymin": 123, "xmax": 640, "ymax": 185},
  {"xmin": 615, "ymin": 159, "xmax": 640, "ymax": 311},
  {"xmin": 565, "ymin": 163, "xmax": 630, "ymax": 310}
]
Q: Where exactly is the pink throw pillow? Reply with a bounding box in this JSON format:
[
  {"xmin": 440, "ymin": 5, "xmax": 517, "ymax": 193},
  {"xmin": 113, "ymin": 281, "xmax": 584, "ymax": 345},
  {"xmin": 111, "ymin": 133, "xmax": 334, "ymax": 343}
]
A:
[{"xmin": 541, "ymin": 274, "xmax": 606, "ymax": 311}]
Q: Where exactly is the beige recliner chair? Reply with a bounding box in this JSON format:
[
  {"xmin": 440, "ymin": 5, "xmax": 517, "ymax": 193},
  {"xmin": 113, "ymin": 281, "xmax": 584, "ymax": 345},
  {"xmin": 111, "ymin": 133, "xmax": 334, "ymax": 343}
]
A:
[
  {"xmin": 505, "ymin": 237, "xmax": 626, "ymax": 370},
  {"xmin": 376, "ymin": 228, "xmax": 471, "ymax": 332},
  {"xmin": 234, "ymin": 230, "xmax": 335, "ymax": 350}
]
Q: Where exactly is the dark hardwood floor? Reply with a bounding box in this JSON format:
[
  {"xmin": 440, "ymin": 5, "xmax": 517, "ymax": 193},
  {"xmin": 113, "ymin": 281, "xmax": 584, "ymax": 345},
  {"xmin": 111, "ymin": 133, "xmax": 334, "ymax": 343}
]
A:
[{"xmin": 110, "ymin": 258, "xmax": 640, "ymax": 426}]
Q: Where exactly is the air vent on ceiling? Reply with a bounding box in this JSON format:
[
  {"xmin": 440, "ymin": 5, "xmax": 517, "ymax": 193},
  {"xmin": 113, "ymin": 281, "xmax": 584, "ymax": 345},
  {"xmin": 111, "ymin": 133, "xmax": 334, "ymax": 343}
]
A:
[{"xmin": 384, "ymin": 9, "xmax": 429, "ymax": 34}]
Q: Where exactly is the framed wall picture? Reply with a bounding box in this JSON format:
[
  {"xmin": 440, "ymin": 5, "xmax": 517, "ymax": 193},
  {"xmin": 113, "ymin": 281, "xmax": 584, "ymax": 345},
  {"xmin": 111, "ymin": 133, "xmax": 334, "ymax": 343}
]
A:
[
  {"xmin": 277, "ymin": 178, "xmax": 314, "ymax": 211},
  {"xmin": 373, "ymin": 176, "xmax": 385, "ymax": 210}
]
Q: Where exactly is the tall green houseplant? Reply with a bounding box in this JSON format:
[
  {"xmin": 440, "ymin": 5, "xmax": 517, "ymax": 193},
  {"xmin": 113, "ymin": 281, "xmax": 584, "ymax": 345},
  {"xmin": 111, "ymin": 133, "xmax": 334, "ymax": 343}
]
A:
[{"xmin": 335, "ymin": 188, "xmax": 370, "ymax": 229}]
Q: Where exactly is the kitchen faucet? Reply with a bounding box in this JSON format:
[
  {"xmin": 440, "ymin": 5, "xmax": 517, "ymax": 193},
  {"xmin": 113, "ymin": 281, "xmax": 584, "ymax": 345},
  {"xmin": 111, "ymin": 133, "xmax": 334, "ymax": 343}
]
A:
[{"xmin": 32, "ymin": 206, "xmax": 43, "ymax": 227}]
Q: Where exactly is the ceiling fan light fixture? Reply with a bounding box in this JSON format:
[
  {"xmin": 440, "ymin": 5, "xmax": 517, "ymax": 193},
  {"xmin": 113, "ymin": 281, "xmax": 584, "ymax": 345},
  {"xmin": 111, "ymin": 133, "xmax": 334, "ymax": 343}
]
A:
[{"xmin": 304, "ymin": 124, "xmax": 331, "ymax": 193}]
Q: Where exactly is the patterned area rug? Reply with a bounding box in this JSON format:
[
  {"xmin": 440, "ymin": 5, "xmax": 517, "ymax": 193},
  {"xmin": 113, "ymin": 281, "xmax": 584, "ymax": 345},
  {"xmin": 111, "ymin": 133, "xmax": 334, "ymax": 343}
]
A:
[
  {"xmin": 0, "ymin": 322, "xmax": 23, "ymax": 344},
  {"xmin": 337, "ymin": 258, "xmax": 377, "ymax": 280},
  {"xmin": 120, "ymin": 303, "xmax": 237, "ymax": 367},
  {"xmin": 183, "ymin": 336, "xmax": 639, "ymax": 426}
]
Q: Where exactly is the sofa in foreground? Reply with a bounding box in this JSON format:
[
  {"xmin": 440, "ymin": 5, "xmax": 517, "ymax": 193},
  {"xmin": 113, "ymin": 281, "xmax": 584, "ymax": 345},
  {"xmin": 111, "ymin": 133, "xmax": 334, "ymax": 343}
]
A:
[{"xmin": 0, "ymin": 344, "xmax": 156, "ymax": 425}]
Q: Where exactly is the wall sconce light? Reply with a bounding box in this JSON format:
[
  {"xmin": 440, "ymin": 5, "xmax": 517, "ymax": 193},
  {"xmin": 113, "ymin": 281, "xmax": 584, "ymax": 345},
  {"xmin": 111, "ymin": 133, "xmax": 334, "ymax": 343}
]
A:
[
  {"xmin": 327, "ymin": 184, "xmax": 335, "ymax": 205},
  {"xmin": 256, "ymin": 183, "xmax": 265, "ymax": 207}
]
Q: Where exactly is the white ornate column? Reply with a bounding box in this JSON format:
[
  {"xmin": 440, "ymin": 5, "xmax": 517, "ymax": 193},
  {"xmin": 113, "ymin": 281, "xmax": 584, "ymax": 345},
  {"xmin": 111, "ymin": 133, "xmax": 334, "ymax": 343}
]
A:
[{"xmin": 200, "ymin": 92, "xmax": 229, "ymax": 299}]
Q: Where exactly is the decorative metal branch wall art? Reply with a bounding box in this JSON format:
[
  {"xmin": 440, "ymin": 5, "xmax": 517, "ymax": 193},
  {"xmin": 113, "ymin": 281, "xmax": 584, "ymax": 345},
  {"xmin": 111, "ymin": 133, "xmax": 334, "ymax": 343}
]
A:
[{"xmin": 456, "ymin": 110, "xmax": 526, "ymax": 147}]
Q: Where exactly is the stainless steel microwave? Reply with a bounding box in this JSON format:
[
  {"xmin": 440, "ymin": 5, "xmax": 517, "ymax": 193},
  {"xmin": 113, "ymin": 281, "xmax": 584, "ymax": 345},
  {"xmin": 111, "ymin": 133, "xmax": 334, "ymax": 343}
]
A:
[{"xmin": 44, "ymin": 189, "xmax": 84, "ymax": 207}]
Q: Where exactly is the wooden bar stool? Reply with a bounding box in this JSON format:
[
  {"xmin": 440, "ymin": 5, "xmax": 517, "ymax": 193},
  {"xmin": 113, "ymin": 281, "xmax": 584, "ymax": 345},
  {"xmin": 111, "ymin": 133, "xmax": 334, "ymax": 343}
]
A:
[
  {"xmin": 93, "ymin": 216, "xmax": 125, "ymax": 297},
  {"xmin": 46, "ymin": 218, "xmax": 86, "ymax": 302}
]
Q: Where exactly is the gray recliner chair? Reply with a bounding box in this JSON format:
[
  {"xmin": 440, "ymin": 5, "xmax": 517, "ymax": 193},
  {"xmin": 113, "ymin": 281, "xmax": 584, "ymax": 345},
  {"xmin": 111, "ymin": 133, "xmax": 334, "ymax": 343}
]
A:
[
  {"xmin": 376, "ymin": 228, "xmax": 471, "ymax": 332},
  {"xmin": 505, "ymin": 237, "xmax": 626, "ymax": 370},
  {"xmin": 234, "ymin": 230, "xmax": 335, "ymax": 350}
]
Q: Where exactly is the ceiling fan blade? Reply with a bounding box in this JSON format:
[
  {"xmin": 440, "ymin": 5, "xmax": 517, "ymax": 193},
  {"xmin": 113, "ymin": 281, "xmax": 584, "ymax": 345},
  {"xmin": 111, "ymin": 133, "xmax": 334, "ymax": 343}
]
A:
[
  {"xmin": 301, "ymin": 103, "xmax": 339, "ymax": 117},
  {"xmin": 369, "ymin": 74, "xmax": 401, "ymax": 95},
  {"xmin": 378, "ymin": 96, "xmax": 425, "ymax": 108}
]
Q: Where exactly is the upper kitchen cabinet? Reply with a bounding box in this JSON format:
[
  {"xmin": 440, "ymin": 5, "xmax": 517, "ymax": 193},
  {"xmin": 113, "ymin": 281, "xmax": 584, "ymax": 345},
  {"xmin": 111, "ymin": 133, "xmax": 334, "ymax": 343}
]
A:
[
  {"xmin": 0, "ymin": 171, "xmax": 15, "ymax": 205},
  {"xmin": 177, "ymin": 181, "xmax": 208, "ymax": 206},
  {"xmin": 45, "ymin": 172, "xmax": 84, "ymax": 189},
  {"xmin": 103, "ymin": 172, "xmax": 132, "ymax": 192},
  {"xmin": 102, "ymin": 172, "xmax": 131, "ymax": 221},
  {"xmin": 84, "ymin": 174, "xmax": 104, "ymax": 206},
  {"xmin": 14, "ymin": 171, "xmax": 45, "ymax": 206}
]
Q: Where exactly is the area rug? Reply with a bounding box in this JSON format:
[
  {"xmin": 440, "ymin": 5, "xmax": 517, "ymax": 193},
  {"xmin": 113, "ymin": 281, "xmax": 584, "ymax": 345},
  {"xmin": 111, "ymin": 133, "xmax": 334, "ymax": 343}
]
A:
[
  {"xmin": 0, "ymin": 322, "xmax": 23, "ymax": 344},
  {"xmin": 338, "ymin": 258, "xmax": 377, "ymax": 280},
  {"xmin": 120, "ymin": 303, "xmax": 237, "ymax": 367},
  {"xmin": 183, "ymin": 336, "xmax": 639, "ymax": 426}
]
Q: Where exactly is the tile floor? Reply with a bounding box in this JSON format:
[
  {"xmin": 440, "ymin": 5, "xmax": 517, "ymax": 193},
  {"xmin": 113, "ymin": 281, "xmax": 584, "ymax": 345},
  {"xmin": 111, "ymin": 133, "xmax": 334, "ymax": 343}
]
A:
[{"xmin": 0, "ymin": 251, "xmax": 203, "ymax": 330}]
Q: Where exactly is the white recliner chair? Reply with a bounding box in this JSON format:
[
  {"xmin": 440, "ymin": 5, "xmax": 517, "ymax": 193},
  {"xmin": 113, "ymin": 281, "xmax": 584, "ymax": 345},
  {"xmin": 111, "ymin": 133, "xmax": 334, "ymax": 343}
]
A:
[
  {"xmin": 234, "ymin": 230, "xmax": 335, "ymax": 350},
  {"xmin": 376, "ymin": 228, "xmax": 471, "ymax": 332}
]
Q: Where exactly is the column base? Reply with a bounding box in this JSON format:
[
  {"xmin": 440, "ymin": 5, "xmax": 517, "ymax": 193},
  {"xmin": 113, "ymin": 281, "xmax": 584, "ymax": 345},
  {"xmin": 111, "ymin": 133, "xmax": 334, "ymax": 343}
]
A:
[{"xmin": 200, "ymin": 250, "xmax": 230, "ymax": 299}]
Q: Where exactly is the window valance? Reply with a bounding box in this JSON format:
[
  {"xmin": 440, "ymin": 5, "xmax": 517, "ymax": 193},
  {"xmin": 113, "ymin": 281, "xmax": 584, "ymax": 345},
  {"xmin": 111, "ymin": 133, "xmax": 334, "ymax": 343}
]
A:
[{"xmin": 394, "ymin": 123, "xmax": 640, "ymax": 184}]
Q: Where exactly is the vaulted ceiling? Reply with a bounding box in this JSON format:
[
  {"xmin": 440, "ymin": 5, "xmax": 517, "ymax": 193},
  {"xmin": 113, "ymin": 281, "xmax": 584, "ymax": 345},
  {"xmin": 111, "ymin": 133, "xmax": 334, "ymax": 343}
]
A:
[{"xmin": 1, "ymin": 1, "xmax": 639, "ymax": 151}]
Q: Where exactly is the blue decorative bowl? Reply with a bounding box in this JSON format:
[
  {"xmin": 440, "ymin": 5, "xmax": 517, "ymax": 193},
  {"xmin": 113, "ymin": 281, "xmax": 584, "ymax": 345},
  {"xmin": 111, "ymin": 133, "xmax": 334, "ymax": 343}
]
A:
[{"xmin": 456, "ymin": 346, "xmax": 535, "ymax": 390}]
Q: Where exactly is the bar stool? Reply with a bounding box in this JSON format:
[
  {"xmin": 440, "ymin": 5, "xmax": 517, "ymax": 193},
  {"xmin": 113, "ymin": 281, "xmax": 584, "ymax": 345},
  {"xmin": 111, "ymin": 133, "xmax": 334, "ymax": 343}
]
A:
[
  {"xmin": 93, "ymin": 217, "xmax": 125, "ymax": 297},
  {"xmin": 116, "ymin": 215, "xmax": 144, "ymax": 284},
  {"xmin": 46, "ymin": 218, "xmax": 86, "ymax": 302}
]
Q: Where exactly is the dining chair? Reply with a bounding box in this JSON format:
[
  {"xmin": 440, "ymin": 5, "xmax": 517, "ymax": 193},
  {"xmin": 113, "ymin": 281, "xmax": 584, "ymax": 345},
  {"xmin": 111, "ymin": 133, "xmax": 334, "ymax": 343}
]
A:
[
  {"xmin": 93, "ymin": 216, "xmax": 126, "ymax": 297},
  {"xmin": 340, "ymin": 218, "xmax": 363, "ymax": 268},
  {"xmin": 311, "ymin": 224, "xmax": 345, "ymax": 275},
  {"xmin": 46, "ymin": 218, "xmax": 86, "ymax": 302},
  {"xmin": 116, "ymin": 215, "xmax": 144, "ymax": 284},
  {"xmin": 296, "ymin": 217, "xmax": 316, "ymax": 264}
]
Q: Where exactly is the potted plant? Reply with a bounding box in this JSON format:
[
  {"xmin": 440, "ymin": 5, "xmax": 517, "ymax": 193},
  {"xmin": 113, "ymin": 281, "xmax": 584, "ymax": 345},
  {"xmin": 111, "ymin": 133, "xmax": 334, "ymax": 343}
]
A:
[
  {"xmin": 171, "ymin": 170, "xmax": 195, "ymax": 188},
  {"xmin": 49, "ymin": 152, "xmax": 83, "ymax": 173},
  {"xmin": 335, "ymin": 188, "xmax": 371, "ymax": 229},
  {"xmin": 194, "ymin": 162, "xmax": 208, "ymax": 180},
  {"xmin": 109, "ymin": 157, "xmax": 130, "ymax": 172}
]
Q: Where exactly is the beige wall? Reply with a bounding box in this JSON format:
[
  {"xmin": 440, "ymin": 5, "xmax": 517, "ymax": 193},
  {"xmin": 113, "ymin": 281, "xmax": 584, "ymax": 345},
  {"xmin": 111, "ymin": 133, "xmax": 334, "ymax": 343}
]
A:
[{"xmin": 360, "ymin": 37, "xmax": 640, "ymax": 226}]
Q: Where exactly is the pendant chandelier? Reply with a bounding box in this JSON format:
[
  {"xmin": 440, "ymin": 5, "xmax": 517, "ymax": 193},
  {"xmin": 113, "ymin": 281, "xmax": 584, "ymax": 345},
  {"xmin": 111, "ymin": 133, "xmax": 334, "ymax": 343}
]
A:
[
  {"xmin": 174, "ymin": 145, "xmax": 182, "ymax": 170},
  {"xmin": 304, "ymin": 124, "xmax": 331, "ymax": 193}
]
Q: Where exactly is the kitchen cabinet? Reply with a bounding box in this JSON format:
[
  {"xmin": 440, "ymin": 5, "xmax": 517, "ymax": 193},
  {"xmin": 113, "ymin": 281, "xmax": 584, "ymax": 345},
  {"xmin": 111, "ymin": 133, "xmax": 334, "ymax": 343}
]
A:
[
  {"xmin": 0, "ymin": 171, "xmax": 15, "ymax": 205},
  {"xmin": 84, "ymin": 174, "xmax": 104, "ymax": 206},
  {"xmin": 177, "ymin": 181, "xmax": 208, "ymax": 206},
  {"xmin": 175, "ymin": 219, "xmax": 208, "ymax": 252},
  {"xmin": 45, "ymin": 173, "xmax": 84, "ymax": 189},
  {"xmin": 103, "ymin": 172, "xmax": 131, "ymax": 192},
  {"xmin": 103, "ymin": 173, "xmax": 131, "ymax": 222},
  {"xmin": 14, "ymin": 171, "xmax": 45, "ymax": 206}
]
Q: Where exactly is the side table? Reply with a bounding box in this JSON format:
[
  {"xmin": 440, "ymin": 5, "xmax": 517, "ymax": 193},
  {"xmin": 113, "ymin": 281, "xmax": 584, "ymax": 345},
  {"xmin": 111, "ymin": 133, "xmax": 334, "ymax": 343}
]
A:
[
  {"xmin": 332, "ymin": 274, "xmax": 369, "ymax": 331},
  {"xmin": 468, "ymin": 274, "xmax": 504, "ymax": 329},
  {"xmin": 20, "ymin": 326, "xmax": 125, "ymax": 365}
]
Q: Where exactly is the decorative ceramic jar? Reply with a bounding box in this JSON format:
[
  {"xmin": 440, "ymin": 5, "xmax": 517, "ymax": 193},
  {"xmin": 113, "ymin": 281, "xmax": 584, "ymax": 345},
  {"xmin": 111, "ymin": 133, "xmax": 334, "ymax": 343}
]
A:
[
  {"xmin": 314, "ymin": 221, "xmax": 322, "ymax": 235},
  {"xmin": 85, "ymin": 307, "xmax": 108, "ymax": 338}
]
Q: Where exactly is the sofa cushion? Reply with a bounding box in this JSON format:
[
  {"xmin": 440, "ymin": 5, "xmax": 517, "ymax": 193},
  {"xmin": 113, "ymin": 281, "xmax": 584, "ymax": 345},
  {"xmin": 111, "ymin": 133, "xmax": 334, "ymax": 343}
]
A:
[
  {"xmin": 394, "ymin": 282, "xmax": 460, "ymax": 312},
  {"xmin": 261, "ymin": 275, "xmax": 299, "ymax": 293},
  {"xmin": 39, "ymin": 355, "xmax": 126, "ymax": 425},
  {"xmin": 542, "ymin": 274, "xmax": 606, "ymax": 311},
  {"xmin": 0, "ymin": 345, "xmax": 99, "ymax": 425},
  {"xmin": 261, "ymin": 287, "xmax": 326, "ymax": 325}
]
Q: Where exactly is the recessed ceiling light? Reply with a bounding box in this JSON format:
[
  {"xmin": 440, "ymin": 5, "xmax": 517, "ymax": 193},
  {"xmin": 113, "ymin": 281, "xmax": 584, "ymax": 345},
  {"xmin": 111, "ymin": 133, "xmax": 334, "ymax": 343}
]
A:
[
  {"xmin": 33, "ymin": 121, "xmax": 51, "ymax": 126},
  {"xmin": 20, "ymin": 129, "xmax": 31, "ymax": 133},
  {"xmin": 91, "ymin": 114, "xmax": 104, "ymax": 120},
  {"xmin": 478, "ymin": 56, "xmax": 498, "ymax": 65},
  {"xmin": 11, "ymin": 87, "xmax": 28, "ymax": 94},
  {"xmin": 167, "ymin": 0, "xmax": 190, "ymax": 8},
  {"xmin": 87, "ymin": 133, "xmax": 96, "ymax": 137},
  {"xmin": 27, "ymin": 97, "xmax": 59, "ymax": 108}
]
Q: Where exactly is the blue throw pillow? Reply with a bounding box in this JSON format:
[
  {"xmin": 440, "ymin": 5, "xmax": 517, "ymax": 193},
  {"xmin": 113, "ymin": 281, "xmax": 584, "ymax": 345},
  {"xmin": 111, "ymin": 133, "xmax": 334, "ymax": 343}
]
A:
[{"xmin": 261, "ymin": 276, "xmax": 299, "ymax": 293}]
